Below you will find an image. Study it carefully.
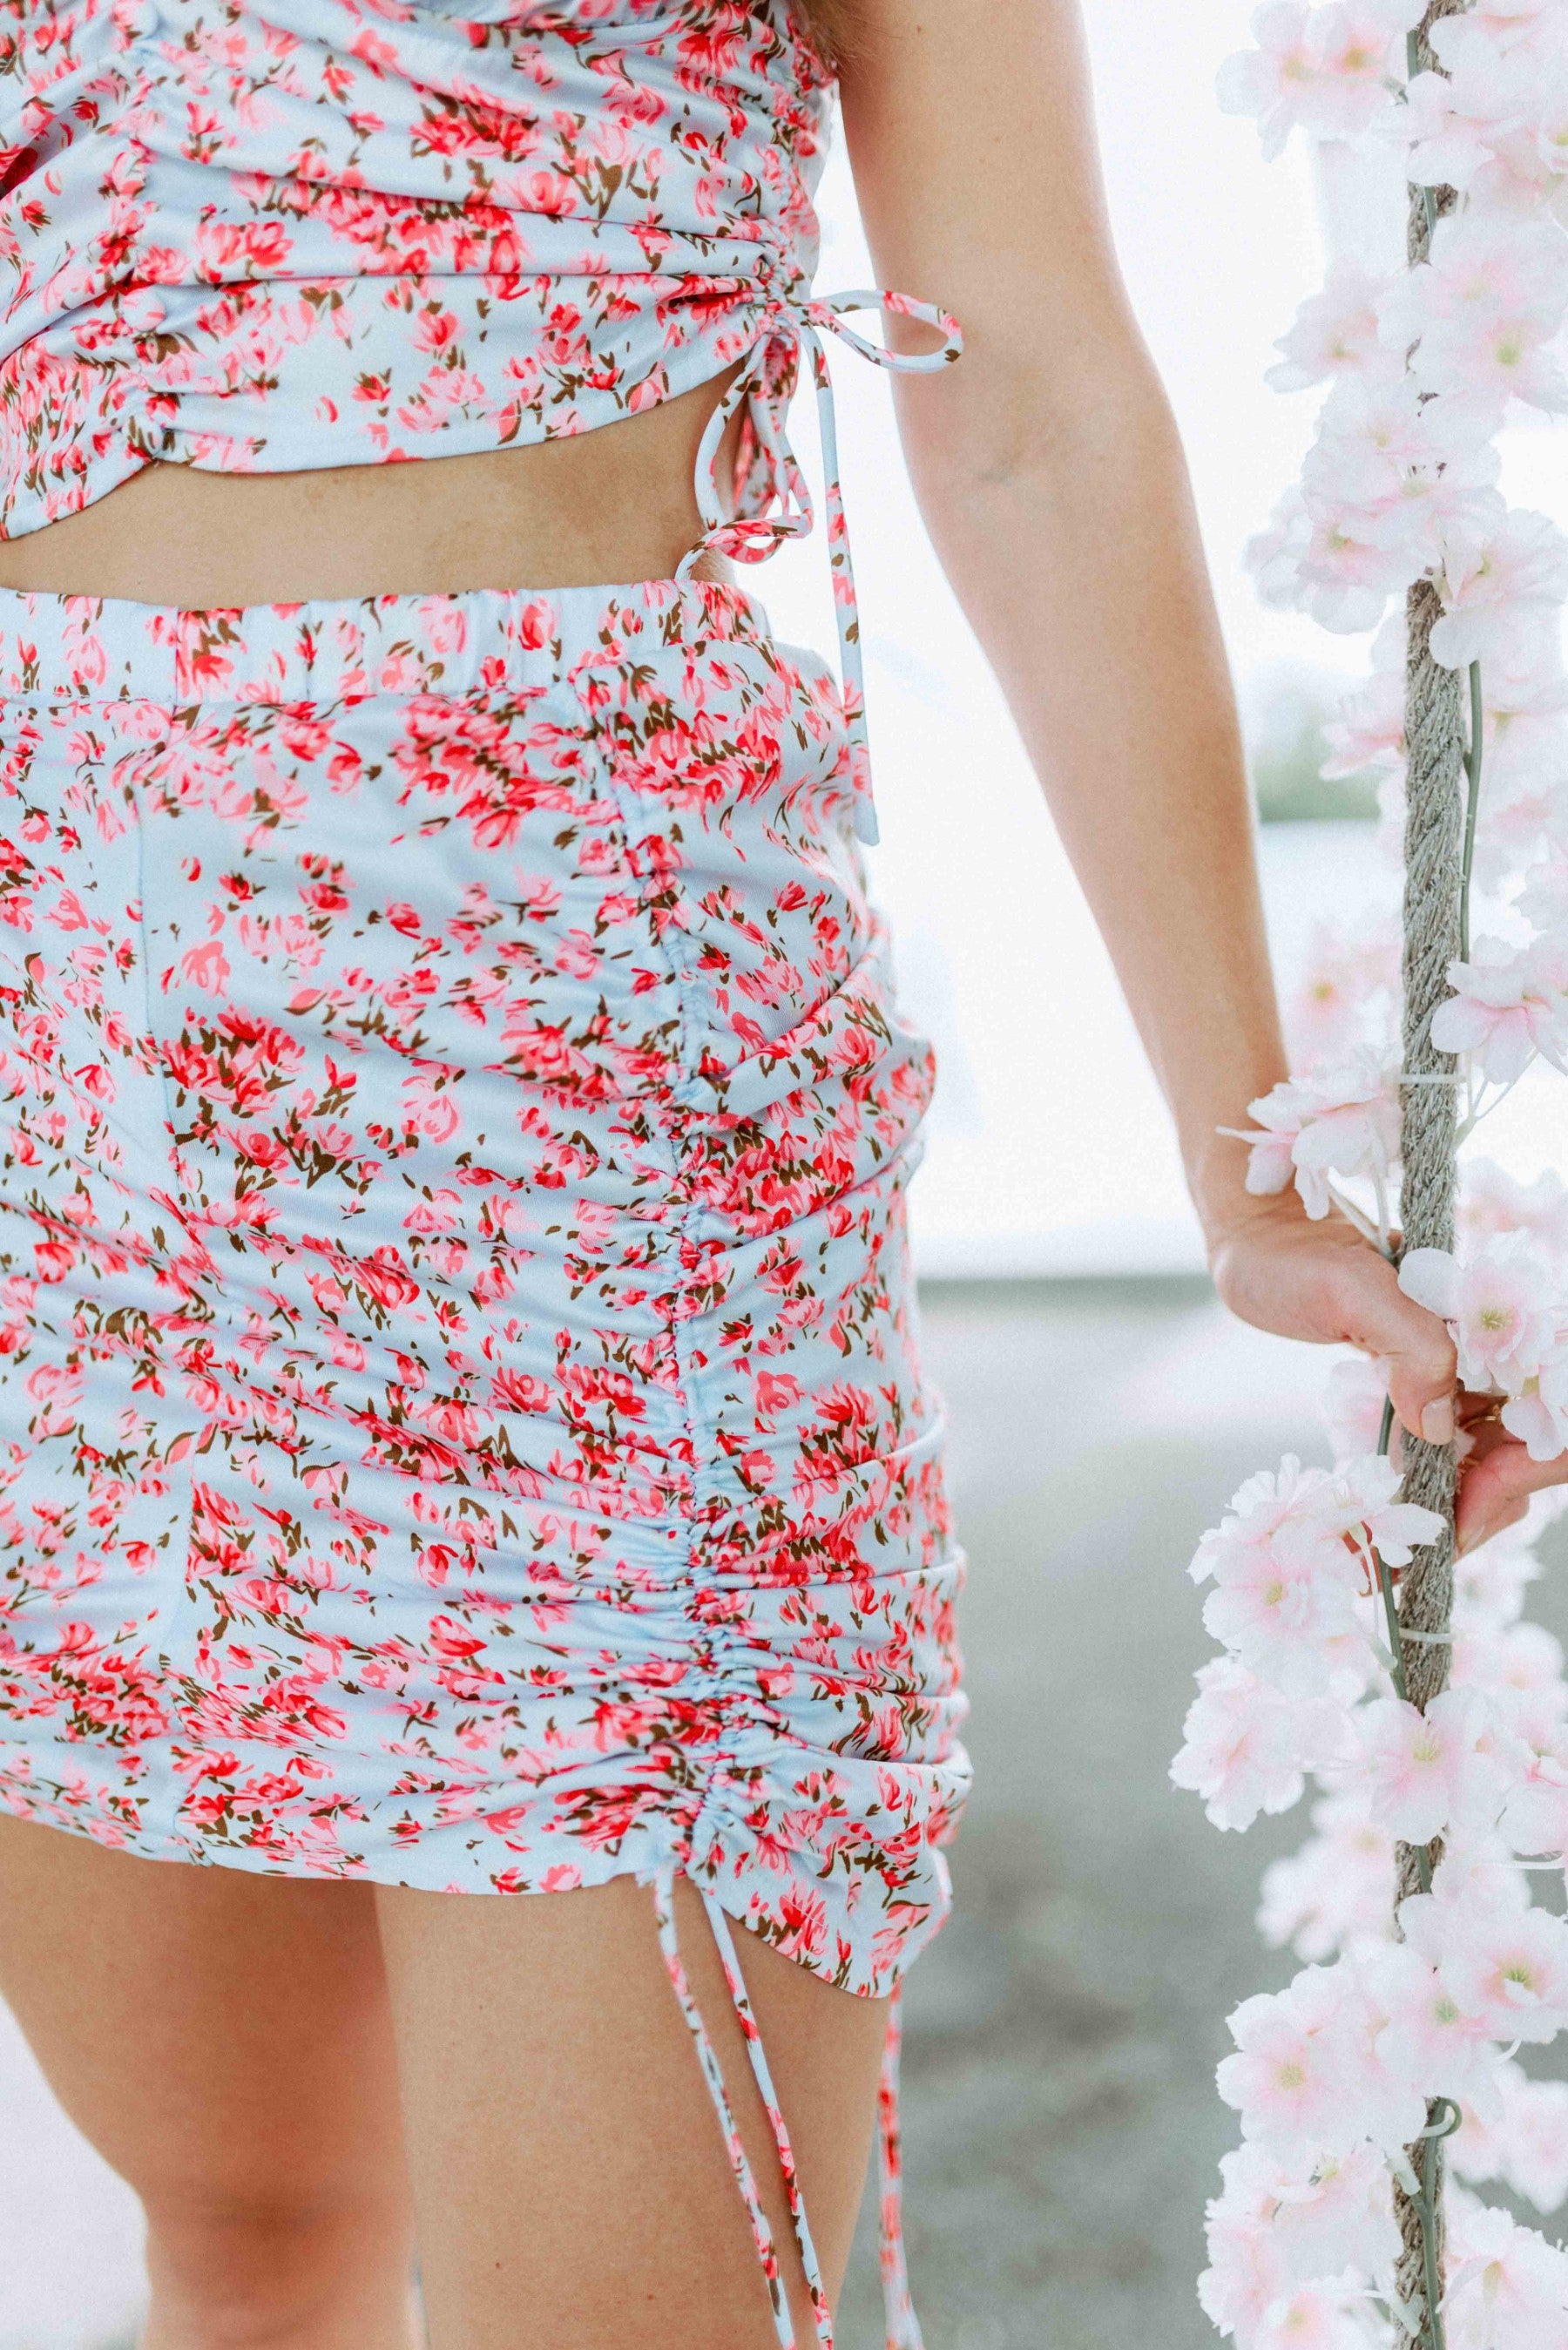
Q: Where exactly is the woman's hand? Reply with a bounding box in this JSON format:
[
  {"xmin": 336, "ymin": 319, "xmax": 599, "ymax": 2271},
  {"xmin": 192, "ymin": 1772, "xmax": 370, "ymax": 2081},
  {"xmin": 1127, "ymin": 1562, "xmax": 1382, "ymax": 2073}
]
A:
[{"xmin": 1208, "ymin": 1193, "xmax": 1568, "ymax": 1554}]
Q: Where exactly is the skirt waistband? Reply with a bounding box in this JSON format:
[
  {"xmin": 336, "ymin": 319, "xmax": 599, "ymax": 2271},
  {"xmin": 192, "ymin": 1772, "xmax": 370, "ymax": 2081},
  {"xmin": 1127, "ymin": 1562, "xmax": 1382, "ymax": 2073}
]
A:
[{"xmin": 0, "ymin": 575, "xmax": 774, "ymax": 704}]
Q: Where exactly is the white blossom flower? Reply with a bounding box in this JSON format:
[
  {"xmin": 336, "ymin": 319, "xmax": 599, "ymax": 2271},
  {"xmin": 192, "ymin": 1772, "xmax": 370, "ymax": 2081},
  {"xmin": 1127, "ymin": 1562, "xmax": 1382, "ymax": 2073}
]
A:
[
  {"xmin": 1445, "ymin": 2198, "xmax": 1568, "ymax": 2350},
  {"xmin": 1431, "ymin": 508, "xmax": 1568, "ymax": 671},
  {"xmin": 1218, "ymin": 3, "xmax": 1404, "ymax": 159},
  {"xmin": 1247, "ymin": 486, "xmax": 1317, "ymax": 613},
  {"xmin": 1454, "ymin": 1507, "xmax": 1543, "ymax": 1629},
  {"xmin": 1258, "ymin": 1792, "xmax": 1396, "ymax": 1961},
  {"xmin": 1455, "ymin": 1618, "xmax": 1568, "ymax": 1738},
  {"xmin": 1271, "ymin": 2149, "xmax": 1399, "ymax": 2291},
  {"xmin": 1321, "ymin": 1352, "xmax": 1396, "ymax": 1466},
  {"xmin": 1522, "ymin": 841, "xmax": 1568, "ymax": 936},
  {"xmin": 1304, "ymin": 376, "xmax": 1502, "ymax": 577},
  {"xmin": 1183, "ymin": 0, "xmax": 1568, "ymax": 2286},
  {"xmin": 1401, "ymin": 59, "xmax": 1537, "ymax": 195},
  {"xmin": 1266, "ymin": 261, "xmax": 1403, "ymax": 392},
  {"xmin": 1321, "ymin": 613, "xmax": 1406, "ymax": 780},
  {"xmin": 1296, "ymin": 498, "xmax": 1416, "ymax": 633},
  {"xmin": 1492, "ymin": 2067, "xmax": 1568, "ymax": 2215},
  {"xmin": 1498, "ymin": 1715, "xmax": 1568, "ymax": 1859},
  {"xmin": 1471, "ymin": 659, "xmax": 1568, "ymax": 796}
]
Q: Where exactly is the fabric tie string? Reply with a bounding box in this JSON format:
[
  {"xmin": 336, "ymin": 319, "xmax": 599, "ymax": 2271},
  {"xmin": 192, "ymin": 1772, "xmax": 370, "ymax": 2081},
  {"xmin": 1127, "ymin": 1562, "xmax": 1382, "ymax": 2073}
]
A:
[
  {"xmin": 677, "ymin": 287, "xmax": 963, "ymax": 849},
  {"xmin": 651, "ymin": 1860, "xmax": 925, "ymax": 2350}
]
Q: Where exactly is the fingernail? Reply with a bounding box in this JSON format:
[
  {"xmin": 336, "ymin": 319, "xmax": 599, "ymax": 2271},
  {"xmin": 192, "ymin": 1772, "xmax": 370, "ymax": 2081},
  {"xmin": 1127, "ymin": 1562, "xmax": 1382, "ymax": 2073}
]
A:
[{"xmin": 1421, "ymin": 1398, "xmax": 1456, "ymax": 1446}]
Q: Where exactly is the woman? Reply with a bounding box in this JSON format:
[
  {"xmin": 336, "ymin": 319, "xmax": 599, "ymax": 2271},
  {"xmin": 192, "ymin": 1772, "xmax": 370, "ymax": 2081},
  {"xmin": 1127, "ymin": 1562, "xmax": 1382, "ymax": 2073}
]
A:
[{"xmin": 0, "ymin": 1, "xmax": 1557, "ymax": 2344}]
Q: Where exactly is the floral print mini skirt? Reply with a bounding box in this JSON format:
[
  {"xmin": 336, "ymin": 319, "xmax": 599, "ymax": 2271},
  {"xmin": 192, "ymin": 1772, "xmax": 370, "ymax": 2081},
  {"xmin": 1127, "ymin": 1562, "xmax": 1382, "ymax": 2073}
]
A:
[{"xmin": 0, "ymin": 574, "xmax": 970, "ymax": 2002}]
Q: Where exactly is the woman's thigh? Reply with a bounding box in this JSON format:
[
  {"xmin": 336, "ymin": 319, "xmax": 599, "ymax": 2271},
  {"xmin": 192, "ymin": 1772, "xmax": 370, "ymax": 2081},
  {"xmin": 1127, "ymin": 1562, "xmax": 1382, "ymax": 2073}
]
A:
[
  {"xmin": 0, "ymin": 1812, "xmax": 412, "ymax": 2276},
  {"xmin": 375, "ymin": 1872, "xmax": 889, "ymax": 2350}
]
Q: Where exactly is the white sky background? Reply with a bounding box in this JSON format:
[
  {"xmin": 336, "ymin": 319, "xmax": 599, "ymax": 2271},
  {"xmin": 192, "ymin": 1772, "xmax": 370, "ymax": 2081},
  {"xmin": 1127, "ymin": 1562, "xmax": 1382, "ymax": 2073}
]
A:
[{"xmin": 758, "ymin": 2, "xmax": 1568, "ymax": 1277}]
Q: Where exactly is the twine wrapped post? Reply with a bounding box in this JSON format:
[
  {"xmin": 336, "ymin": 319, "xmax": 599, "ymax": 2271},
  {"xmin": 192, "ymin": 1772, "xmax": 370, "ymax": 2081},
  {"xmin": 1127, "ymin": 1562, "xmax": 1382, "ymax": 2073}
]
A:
[{"xmin": 1391, "ymin": 3, "xmax": 1469, "ymax": 2330}]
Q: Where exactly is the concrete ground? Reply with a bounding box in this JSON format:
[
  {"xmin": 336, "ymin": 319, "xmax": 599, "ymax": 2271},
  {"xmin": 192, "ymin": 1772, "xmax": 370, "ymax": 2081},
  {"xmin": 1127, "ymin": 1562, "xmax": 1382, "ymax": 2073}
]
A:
[{"xmin": 8, "ymin": 1277, "xmax": 1554, "ymax": 2349}]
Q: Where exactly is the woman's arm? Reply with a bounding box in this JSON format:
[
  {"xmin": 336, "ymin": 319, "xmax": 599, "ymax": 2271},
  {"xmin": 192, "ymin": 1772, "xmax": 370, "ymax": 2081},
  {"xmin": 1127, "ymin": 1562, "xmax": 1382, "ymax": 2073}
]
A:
[{"xmin": 838, "ymin": 0, "xmax": 1564, "ymax": 1545}]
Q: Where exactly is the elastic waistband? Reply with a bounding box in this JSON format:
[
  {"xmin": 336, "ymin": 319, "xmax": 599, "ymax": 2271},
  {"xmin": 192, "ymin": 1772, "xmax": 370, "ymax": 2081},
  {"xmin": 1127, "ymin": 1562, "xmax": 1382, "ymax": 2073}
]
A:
[{"xmin": 0, "ymin": 576, "xmax": 774, "ymax": 705}]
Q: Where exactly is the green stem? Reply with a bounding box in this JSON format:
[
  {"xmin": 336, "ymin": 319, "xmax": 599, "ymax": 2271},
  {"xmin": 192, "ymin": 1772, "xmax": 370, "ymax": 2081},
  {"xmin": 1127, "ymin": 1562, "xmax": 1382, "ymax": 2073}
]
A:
[
  {"xmin": 1459, "ymin": 660, "xmax": 1484, "ymax": 965},
  {"xmin": 1415, "ymin": 2100, "xmax": 1461, "ymax": 2350}
]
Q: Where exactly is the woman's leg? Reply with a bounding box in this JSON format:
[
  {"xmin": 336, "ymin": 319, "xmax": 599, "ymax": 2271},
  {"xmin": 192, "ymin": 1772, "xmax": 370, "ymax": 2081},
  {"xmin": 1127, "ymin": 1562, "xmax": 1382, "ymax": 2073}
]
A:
[
  {"xmin": 375, "ymin": 1872, "xmax": 888, "ymax": 2350},
  {"xmin": 0, "ymin": 1811, "xmax": 421, "ymax": 2350}
]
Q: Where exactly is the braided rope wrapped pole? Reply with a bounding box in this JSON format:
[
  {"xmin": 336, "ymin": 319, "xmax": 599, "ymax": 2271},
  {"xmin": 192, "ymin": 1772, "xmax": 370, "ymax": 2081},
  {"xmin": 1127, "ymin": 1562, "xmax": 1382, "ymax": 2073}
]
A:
[{"xmin": 1390, "ymin": 1, "xmax": 1469, "ymax": 2330}]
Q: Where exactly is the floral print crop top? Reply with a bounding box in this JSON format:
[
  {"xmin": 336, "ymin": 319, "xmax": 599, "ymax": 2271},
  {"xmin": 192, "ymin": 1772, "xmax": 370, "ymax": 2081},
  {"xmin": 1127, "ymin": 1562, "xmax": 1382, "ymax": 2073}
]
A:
[{"xmin": 0, "ymin": 0, "xmax": 961, "ymax": 841}]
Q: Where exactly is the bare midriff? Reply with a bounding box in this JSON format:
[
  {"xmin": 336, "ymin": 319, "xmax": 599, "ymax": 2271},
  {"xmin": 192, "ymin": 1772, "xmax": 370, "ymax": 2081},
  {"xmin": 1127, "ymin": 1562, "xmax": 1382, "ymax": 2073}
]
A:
[{"xmin": 0, "ymin": 364, "xmax": 747, "ymax": 606}]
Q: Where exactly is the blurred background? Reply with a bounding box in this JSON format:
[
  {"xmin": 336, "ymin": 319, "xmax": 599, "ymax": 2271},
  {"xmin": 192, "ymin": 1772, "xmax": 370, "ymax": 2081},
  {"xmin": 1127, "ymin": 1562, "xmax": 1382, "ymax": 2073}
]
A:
[{"xmin": 7, "ymin": 3, "xmax": 1568, "ymax": 2345}]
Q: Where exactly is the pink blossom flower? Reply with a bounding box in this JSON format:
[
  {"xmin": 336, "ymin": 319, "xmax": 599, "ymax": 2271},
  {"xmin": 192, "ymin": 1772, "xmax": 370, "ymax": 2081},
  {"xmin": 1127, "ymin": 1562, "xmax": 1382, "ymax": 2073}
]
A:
[
  {"xmin": 1236, "ymin": 1057, "xmax": 1401, "ymax": 1221},
  {"xmin": 1404, "ymin": 1879, "xmax": 1568, "ymax": 2044},
  {"xmin": 1461, "ymin": 1161, "xmax": 1568, "ymax": 1256},
  {"xmin": 1219, "ymin": 1957, "xmax": 1427, "ymax": 2160},
  {"xmin": 1193, "ymin": 1461, "xmax": 1375, "ymax": 1690},
  {"xmin": 1294, "ymin": 1450, "xmax": 1445, "ymax": 1568},
  {"xmin": 1171, "ymin": 1657, "xmax": 1350, "ymax": 1832},
  {"xmin": 1288, "ymin": 918, "xmax": 1400, "ymax": 1065},
  {"xmin": 1201, "ymin": 1545, "xmax": 1359, "ymax": 1695},
  {"xmin": 1218, "ymin": 1967, "xmax": 1357, "ymax": 2158},
  {"xmin": 1431, "ymin": 934, "xmax": 1568, "ymax": 1082},
  {"xmin": 1193, "ymin": 1458, "xmax": 1339, "ymax": 1581},
  {"xmin": 1502, "ymin": 1346, "xmax": 1568, "ymax": 1465},
  {"xmin": 1358, "ymin": 1688, "xmax": 1507, "ymax": 1846},
  {"xmin": 1399, "ymin": 1238, "xmax": 1565, "ymax": 1394},
  {"xmin": 1369, "ymin": 1938, "xmax": 1506, "ymax": 2111}
]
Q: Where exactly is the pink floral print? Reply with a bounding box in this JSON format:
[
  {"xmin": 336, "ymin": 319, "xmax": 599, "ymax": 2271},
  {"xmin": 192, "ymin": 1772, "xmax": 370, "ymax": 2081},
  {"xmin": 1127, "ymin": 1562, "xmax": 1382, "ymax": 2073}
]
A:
[
  {"xmin": 0, "ymin": 0, "xmax": 834, "ymax": 526},
  {"xmin": 0, "ymin": 0, "xmax": 963, "ymax": 840},
  {"xmin": 0, "ymin": 576, "xmax": 970, "ymax": 2002},
  {"xmin": 0, "ymin": 3, "xmax": 970, "ymax": 2325}
]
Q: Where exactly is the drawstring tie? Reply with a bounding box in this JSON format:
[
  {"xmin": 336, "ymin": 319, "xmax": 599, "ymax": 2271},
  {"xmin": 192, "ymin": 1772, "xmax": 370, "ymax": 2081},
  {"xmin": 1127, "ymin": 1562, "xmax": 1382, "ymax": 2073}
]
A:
[
  {"xmin": 675, "ymin": 286, "xmax": 963, "ymax": 850},
  {"xmin": 651, "ymin": 1861, "xmax": 924, "ymax": 2350}
]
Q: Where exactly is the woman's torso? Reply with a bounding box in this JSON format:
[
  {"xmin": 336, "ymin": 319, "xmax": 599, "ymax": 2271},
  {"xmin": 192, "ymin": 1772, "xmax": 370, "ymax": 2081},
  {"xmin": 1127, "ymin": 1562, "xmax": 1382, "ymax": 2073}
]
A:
[
  {"xmin": 0, "ymin": 366, "xmax": 746, "ymax": 599},
  {"xmin": 0, "ymin": 0, "xmax": 829, "ymax": 600}
]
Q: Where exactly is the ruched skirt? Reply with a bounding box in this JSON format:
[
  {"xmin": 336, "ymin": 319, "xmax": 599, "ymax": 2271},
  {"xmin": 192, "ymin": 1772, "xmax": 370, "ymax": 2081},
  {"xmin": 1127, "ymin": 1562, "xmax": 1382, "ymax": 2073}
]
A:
[{"xmin": 0, "ymin": 574, "xmax": 970, "ymax": 2001}]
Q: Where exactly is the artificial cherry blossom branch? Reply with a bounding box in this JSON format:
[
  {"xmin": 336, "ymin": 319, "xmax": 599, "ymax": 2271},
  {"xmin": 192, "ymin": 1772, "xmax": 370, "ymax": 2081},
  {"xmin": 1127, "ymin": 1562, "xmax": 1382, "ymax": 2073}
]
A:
[{"xmin": 1177, "ymin": 3, "xmax": 1568, "ymax": 2343}]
